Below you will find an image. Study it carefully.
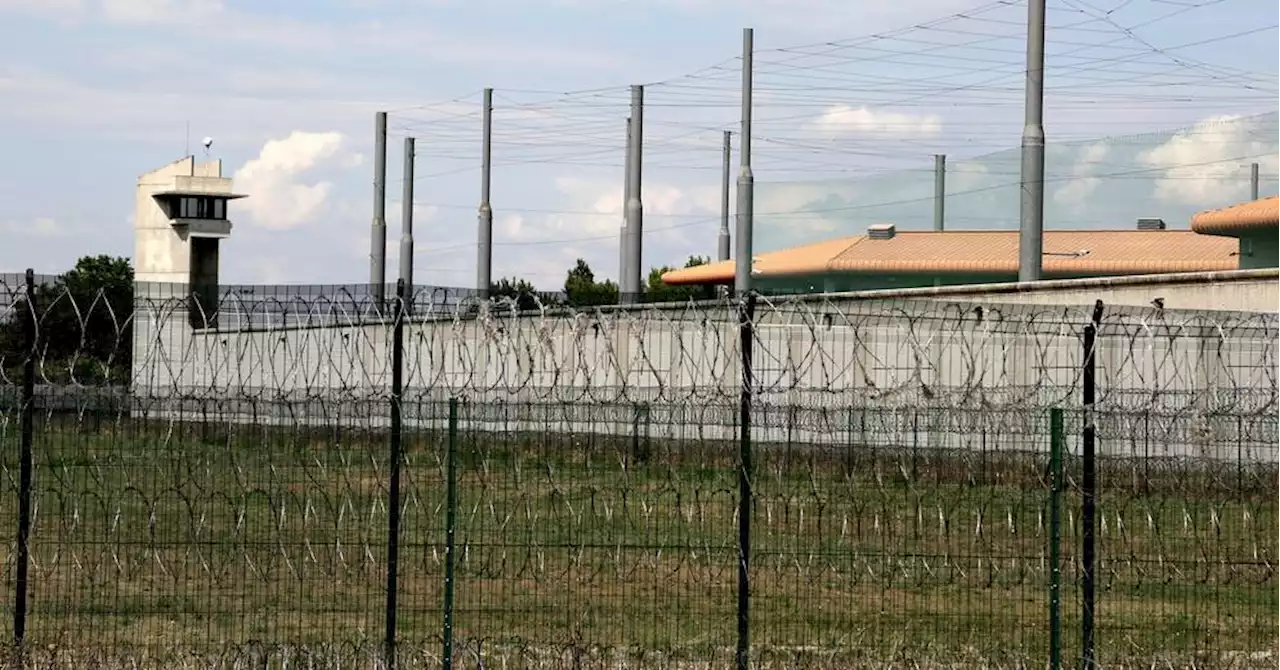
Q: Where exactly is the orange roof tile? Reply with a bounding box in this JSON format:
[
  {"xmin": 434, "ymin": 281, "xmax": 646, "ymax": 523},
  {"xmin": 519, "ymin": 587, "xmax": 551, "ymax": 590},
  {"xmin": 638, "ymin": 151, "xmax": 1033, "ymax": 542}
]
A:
[
  {"xmin": 661, "ymin": 229, "xmax": 1237, "ymax": 285},
  {"xmin": 663, "ymin": 235, "xmax": 862, "ymax": 284},
  {"xmin": 1191, "ymin": 196, "xmax": 1279, "ymax": 236}
]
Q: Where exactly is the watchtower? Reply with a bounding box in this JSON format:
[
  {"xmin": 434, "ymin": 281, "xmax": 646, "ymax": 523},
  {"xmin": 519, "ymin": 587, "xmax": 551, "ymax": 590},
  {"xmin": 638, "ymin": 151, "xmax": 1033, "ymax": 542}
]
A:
[{"xmin": 133, "ymin": 156, "xmax": 245, "ymax": 327}]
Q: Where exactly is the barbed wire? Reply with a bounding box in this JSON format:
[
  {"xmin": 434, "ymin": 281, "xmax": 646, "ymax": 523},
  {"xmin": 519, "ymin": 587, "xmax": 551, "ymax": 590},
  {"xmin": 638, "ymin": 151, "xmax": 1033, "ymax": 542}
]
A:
[
  {"xmin": 0, "ymin": 275, "xmax": 1275, "ymax": 668},
  {"xmin": 0, "ymin": 0, "xmax": 1277, "ymax": 663},
  {"xmin": 2, "ymin": 277, "xmax": 1274, "ymax": 418}
]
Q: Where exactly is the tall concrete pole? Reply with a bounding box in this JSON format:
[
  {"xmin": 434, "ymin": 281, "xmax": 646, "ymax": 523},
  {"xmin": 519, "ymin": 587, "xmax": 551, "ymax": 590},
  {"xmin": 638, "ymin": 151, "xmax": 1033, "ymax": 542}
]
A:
[
  {"xmin": 1250, "ymin": 162, "xmax": 1259, "ymax": 200},
  {"xmin": 371, "ymin": 112, "xmax": 388, "ymax": 307},
  {"xmin": 719, "ymin": 131, "xmax": 732, "ymax": 261},
  {"xmin": 477, "ymin": 88, "xmax": 494, "ymax": 299},
  {"xmin": 625, "ymin": 86, "xmax": 645, "ymax": 302},
  {"xmin": 1017, "ymin": 0, "xmax": 1046, "ymax": 282},
  {"xmin": 933, "ymin": 154, "xmax": 946, "ymax": 232},
  {"xmin": 400, "ymin": 137, "xmax": 415, "ymax": 314},
  {"xmin": 620, "ymin": 116, "xmax": 632, "ymax": 288},
  {"xmin": 734, "ymin": 28, "xmax": 755, "ymax": 295}
]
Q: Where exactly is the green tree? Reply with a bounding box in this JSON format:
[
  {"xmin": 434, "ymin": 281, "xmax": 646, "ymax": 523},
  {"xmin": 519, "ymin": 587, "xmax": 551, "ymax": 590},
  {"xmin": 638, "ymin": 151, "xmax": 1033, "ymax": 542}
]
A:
[
  {"xmin": 563, "ymin": 259, "xmax": 619, "ymax": 308},
  {"xmin": 644, "ymin": 255, "xmax": 717, "ymax": 303},
  {"xmin": 2, "ymin": 255, "xmax": 134, "ymax": 384},
  {"xmin": 488, "ymin": 277, "xmax": 543, "ymax": 311},
  {"xmin": 0, "ymin": 277, "xmax": 31, "ymax": 380}
]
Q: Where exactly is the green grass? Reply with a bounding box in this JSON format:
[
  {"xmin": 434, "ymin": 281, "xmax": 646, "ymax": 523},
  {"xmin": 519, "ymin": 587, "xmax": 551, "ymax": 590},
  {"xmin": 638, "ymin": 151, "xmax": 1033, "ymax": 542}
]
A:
[{"xmin": 0, "ymin": 406, "xmax": 1274, "ymax": 669}]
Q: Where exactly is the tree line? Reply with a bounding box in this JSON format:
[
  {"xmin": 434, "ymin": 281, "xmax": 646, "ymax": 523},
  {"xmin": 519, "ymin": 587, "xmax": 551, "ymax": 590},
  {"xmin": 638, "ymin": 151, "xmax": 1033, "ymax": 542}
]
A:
[
  {"xmin": 1, "ymin": 255, "xmax": 134, "ymax": 384},
  {"xmin": 488, "ymin": 256, "xmax": 718, "ymax": 310},
  {"xmin": 1, "ymin": 254, "xmax": 719, "ymax": 384}
]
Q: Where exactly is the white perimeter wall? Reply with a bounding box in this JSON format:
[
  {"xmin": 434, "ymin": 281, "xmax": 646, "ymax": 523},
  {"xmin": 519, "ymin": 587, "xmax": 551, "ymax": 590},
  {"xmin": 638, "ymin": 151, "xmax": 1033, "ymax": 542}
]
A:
[{"xmin": 129, "ymin": 274, "xmax": 1279, "ymax": 462}]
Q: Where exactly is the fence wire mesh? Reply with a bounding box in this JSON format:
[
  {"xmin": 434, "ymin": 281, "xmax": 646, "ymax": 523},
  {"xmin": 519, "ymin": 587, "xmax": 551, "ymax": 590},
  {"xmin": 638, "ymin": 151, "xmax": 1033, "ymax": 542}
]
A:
[{"xmin": 0, "ymin": 273, "xmax": 1275, "ymax": 669}]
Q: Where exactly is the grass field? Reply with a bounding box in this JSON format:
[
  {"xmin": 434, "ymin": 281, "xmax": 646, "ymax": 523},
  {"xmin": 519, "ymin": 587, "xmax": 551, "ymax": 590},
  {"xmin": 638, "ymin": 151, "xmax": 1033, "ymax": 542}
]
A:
[{"xmin": 0, "ymin": 403, "xmax": 1275, "ymax": 669}]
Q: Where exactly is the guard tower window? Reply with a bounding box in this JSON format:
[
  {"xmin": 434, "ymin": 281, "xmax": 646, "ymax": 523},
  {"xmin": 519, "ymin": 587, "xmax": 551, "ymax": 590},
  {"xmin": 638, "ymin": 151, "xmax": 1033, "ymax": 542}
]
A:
[{"xmin": 177, "ymin": 196, "xmax": 226, "ymax": 220}]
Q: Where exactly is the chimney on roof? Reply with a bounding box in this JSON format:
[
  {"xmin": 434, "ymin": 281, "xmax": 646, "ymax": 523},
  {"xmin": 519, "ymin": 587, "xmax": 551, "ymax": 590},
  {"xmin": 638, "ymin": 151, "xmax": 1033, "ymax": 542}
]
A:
[
  {"xmin": 1136, "ymin": 217, "xmax": 1166, "ymax": 231},
  {"xmin": 867, "ymin": 223, "xmax": 896, "ymax": 240}
]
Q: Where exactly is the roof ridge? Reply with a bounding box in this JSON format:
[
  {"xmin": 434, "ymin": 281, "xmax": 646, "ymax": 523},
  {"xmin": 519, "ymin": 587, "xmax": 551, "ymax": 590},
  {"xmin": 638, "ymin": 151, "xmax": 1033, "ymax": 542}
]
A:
[
  {"xmin": 825, "ymin": 236, "xmax": 865, "ymax": 272},
  {"xmin": 1191, "ymin": 196, "xmax": 1279, "ymax": 236},
  {"xmin": 883, "ymin": 229, "xmax": 1202, "ymax": 234}
]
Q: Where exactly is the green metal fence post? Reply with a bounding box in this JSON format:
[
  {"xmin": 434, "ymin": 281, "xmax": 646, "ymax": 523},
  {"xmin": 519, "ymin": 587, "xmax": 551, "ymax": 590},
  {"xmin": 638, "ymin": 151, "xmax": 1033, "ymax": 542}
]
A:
[
  {"xmin": 1049, "ymin": 408, "xmax": 1064, "ymax": 670},
  {"xmin": 442, "ymin": 397, "xmax": 460, "ymax": 670}
]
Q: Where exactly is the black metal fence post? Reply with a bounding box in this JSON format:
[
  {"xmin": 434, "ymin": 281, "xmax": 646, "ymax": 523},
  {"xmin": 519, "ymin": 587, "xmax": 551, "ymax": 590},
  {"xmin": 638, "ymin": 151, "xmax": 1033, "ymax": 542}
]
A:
[
  {"xmin": 15, "ymin": 269, "xmax": 36, "ymax": 651},
  {"xmin": 1235, "ymin": 414, "xmax": 1244, "ymax": 497},
  {"xmin": 442, "ymin": 397, "xmax": 459, "ymax": 670},
  {"xmin": 1081, "ymin": 300, "xmax": 1104, "ymax": 670},
  {"xmin": 631, "ymin": 402, "xmax": 651, "ymax": 465},
  {"xmin": 1049, "ymin": 408, "xmax": 1064, "ymax": 670},
  {"xmin": 385, "ymin": 279, "xmax": 407, "ymax": 669},
  {"xmin": 736, "ymin": 292, "xmax": 757, "ymax": 670}
]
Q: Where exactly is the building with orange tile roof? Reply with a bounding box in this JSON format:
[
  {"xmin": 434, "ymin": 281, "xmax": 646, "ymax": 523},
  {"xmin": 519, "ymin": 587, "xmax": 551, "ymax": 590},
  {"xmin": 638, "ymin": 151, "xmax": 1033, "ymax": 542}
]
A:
[{"xmin": 662, "ymin": 197, "xmax": 1278, "ymax": 294}]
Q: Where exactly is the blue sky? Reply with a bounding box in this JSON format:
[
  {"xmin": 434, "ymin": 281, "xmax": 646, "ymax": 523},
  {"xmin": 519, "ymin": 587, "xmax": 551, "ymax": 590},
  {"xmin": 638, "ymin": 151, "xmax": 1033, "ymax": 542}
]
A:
[{"xmin": 0, "ymin": 0, "xmax": 1276, "ymax": 289}]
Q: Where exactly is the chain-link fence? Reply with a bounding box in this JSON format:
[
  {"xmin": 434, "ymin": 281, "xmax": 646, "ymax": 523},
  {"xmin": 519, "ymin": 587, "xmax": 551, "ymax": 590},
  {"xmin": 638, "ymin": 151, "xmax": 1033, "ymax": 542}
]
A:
[{"xmin": 0, "ymin": 272, "xmax": 1275, "ymax": 669}]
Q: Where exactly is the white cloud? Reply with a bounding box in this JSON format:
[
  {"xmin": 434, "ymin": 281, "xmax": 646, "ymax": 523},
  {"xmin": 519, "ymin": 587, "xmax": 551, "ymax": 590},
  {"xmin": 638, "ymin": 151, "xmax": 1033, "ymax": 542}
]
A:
[
  {"xmin": 478, "ymin": 175, "xmax": 721, "ymax": 286},
  {"xmin": 1139, "ymin": 114, "xmax": 1278, "ymax": 206},
  {"xmin": 232, "ymin": 131, "xmax": 353, "ymax": 230},
  {"xmin": 0, "ymin": 67, "xmax": 393, "ymax": 146},
  {"xmin": 99, "ymin": 0, "xmax": 224, "ymax": 24},
  {"xmin": 521, "ymin": 0, "xmax": 980, "ymax": 38},
  {"xmin": 0, "ymin": 0, "xmax": 79, "ymax": 9},
  {"xmin": 1, "ymin": 217, "xmax": 70, "ymax": 238},
  {"xmin": 812, "ymin": 105, "xmax": 942, "ymax": 137},
  {"xmin": 947, "ymin": 162, "xmax": 991, "ymax": 194},
  {"xmin": 19, "ymin": 0, "xmax": 628, "ymax": 71},
  {"xmin": 544, "ymin": 176, "xmax": 626, "ymax": 238},
  {"xmin": 541, "ymin": 176, "xmax": 718, "ymax": 241},
  {"xmin": 498, "ymin": 212, "xmax": 525, "ymax": 238},
  {"xmin": 0, "ymin": 217, "xmax": 81, "ymax": 270},
  {"xmin": 0, "ymin": 0, "xmax": 87, "ymax": 21},
  {"xmin": 755, "ymin": 181, "xmax": 852, "ymax": 244},
  {"xmin": 1054, "ymin": 142, "xmax": 1110, "ymax": 207}
]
